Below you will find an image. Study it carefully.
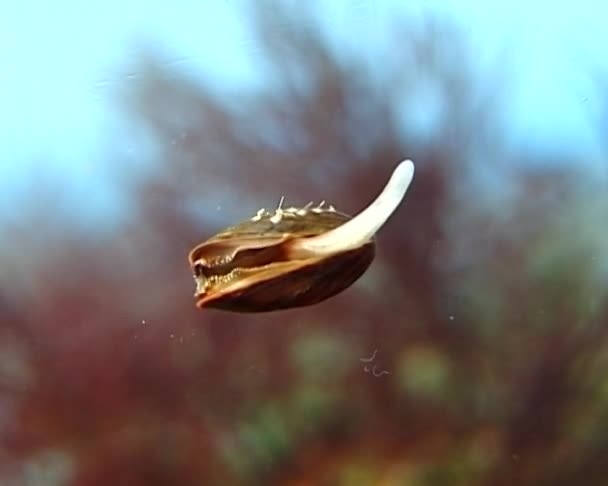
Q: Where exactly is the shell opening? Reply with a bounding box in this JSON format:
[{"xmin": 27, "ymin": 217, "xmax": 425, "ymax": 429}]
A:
[{"xmin": 193, "ymin": 245, "xmax": 289, "ymax": 280}]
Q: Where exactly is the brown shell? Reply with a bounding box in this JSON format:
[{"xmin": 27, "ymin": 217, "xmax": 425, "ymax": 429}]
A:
[{"xmin": 188, "ymin": 204, "xmax": 375, "ymax": 312}]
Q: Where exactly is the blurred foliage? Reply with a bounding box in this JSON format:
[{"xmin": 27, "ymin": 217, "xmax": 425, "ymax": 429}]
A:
[{"xmin": 1, "ymin": 2, "xmax": 608, "ymax": 485}]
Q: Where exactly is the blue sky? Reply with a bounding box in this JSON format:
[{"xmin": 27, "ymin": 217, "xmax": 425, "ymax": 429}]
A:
[{"xmin": 1, "ymin": 0, "xmax": 606, "ymax": 220}]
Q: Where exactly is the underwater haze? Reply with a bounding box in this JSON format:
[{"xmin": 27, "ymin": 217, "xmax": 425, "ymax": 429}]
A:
[{"xmin": 1, "ymin": 1, "xmax": 608, "ymax": 485}]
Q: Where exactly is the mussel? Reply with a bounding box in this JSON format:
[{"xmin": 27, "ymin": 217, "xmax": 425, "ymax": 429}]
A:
[{"xmin": 188, "ymin": 160, "xmax": 415, "ymax": 312}]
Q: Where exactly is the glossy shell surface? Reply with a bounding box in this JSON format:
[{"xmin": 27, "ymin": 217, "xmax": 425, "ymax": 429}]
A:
[{"xmin": 188, "ymin": 202, "xmax": 375, "ymax": 312}]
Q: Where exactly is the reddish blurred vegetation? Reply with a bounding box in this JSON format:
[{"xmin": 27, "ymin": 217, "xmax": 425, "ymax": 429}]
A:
[{"xmin": 1, "ymin": 4, "xmax": 608, "ymax": 485}]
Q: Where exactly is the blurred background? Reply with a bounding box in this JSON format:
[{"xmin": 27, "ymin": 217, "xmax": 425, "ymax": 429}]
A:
[{"xmin": 1, "ymin": 1, "xmax": 608, "ymax": 484}]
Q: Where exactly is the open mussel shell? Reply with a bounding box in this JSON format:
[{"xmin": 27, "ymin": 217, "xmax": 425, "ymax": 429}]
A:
[
  {"xmin": 188, "ymin": 160, "xmax": 415, "ymax": 313},
  {"xmin": 188, "ymin": 207, "xmax": 375, "ymax": 312}
]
